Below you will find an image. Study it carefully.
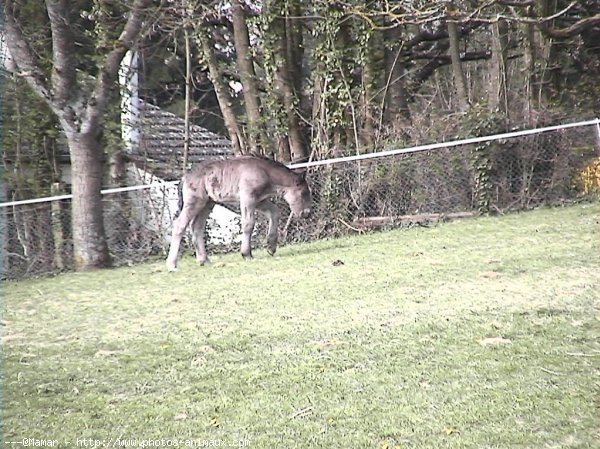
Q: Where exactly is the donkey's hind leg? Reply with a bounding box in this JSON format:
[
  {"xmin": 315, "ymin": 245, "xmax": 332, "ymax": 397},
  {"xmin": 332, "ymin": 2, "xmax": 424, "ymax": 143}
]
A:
[
  {"xmin": 166, "ymin": 202, "xmax": 203, "ymax": 271},
  {"xmin": 257, "ymin": 200, "xmax": 280, "ymax": 256},
  {"xmin": 190, "ymin": 202, "xmax": 214, "ymax": 265}
]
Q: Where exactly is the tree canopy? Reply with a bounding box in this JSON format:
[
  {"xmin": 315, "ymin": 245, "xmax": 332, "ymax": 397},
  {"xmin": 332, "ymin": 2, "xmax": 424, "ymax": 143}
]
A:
[{"xmin": 134, "ymin": 0, "xmax": 600, "ymax": 162}]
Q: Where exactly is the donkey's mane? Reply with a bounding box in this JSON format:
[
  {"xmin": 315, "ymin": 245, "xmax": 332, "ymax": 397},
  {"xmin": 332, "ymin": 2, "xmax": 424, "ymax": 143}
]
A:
[
  {"xmin": 237, "ymin": 153, "xmax": 287, "ymax": 168},
  {"xmin": 237, "ymin": 154, "xmax": 290, "ymax": 171}
]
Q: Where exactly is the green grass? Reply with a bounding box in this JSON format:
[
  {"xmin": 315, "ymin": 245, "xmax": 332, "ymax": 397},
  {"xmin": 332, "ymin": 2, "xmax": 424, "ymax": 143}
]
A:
[{"xmin": 2, "ymin": 203, "xmax": 599, "ymax": 449}]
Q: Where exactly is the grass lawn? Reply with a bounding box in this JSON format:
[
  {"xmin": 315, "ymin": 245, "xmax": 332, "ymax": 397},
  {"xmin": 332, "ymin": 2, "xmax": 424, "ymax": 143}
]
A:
[{"xmin": 2, "ymin": 202, "xmax": 599, "ymax": 449}]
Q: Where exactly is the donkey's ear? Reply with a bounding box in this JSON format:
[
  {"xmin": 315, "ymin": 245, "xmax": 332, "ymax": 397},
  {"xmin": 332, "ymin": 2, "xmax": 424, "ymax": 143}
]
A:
[
  {"xmin": 291, "ymin": 157, "xmax": 308, "ymax": 180},
  {"xmin": 294, "ymin": 169, "xmax": 307, "ymax": 181}
]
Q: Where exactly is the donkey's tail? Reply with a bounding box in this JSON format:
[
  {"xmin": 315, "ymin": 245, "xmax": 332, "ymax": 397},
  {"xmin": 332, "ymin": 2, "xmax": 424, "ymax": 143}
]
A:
[{"xmin": 174, "ymin": 178, "xmax": 184, "ymax": 219}]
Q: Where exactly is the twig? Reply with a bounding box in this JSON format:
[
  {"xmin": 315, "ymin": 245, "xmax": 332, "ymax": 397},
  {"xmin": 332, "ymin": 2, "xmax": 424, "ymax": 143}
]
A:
[
  {"xmin": 460, "ymin": 1, "xmax": 577, "ymax": 24},
  {"xmin": 337, "ymin": 217, "xmax": 363, "ymax": 233},
  {"xmin": 5, "ymin": 251, "xmax": 27, "ymax": 261},
  {"xmin": 565, "ymin": 352, "xmax": 599, "ymax": 357},
  {"xmin": 540, "ymin": 367, "xmax": 562, "ymax": 375},
  {"xmin": 289, "ymin": 407, "xmax": 313, "ymax": 420},
  {"xmin": 282, "ymin": 212, "xmax": 293, "ymax": 240}
]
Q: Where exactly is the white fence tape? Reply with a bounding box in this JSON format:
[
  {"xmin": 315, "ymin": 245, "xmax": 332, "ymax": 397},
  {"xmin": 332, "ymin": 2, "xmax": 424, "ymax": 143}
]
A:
[{"xmin": 1, "ymin": 117, "xmax": 598, "ymax": 208}]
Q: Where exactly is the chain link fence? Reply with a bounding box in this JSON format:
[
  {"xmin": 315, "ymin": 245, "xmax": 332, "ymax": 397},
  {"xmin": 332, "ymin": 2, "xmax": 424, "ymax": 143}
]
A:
[{"xmin": 2, "ymin": 121, "xmax": 599, "ymax": 279}]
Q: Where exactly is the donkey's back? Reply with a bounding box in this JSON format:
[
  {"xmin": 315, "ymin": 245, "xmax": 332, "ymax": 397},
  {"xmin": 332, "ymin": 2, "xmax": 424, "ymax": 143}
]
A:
[{"xmin": 186, "ymin": 156, "xmax": 296, "ymax": 204}]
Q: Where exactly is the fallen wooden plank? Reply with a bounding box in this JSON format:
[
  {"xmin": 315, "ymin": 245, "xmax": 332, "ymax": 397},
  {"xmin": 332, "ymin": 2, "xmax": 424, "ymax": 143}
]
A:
[{"xmin": 351, "ymin": 211, "xmax": 477, "ymax": 229}]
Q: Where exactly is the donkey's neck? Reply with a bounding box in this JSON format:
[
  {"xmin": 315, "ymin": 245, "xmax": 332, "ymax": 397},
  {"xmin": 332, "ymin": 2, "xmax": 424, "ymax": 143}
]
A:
[{"xmin": 264, "ymin": 162, "xmax": 299, "ymax": 189}]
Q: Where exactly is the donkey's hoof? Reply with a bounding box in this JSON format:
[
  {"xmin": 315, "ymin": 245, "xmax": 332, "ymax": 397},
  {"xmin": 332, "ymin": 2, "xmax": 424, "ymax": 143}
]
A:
[
  {"xmin": 166, "ymin": 262, "xmax": 178, "ymax": 272},
  {"xmin": 241, "ymin": 252, "xmax": 253, "ymax": 260},
  {"xmin": 267, "ymin": 246, "xmax": 277, "ymax": 256}
]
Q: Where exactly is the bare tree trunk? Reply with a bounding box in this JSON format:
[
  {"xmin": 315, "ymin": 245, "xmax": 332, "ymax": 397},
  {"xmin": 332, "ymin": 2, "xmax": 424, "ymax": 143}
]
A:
[
  {"xmin": 379, "ymin": 26, "xmax": 411, "ymax": 142},
  {"xmin": 522, "ymin": 5, "xmax": 539, "ymax": 121},
  {"xmin": 383, "ymin": 25, "xmax": 410, "ymax": 128},
  {"xmin": 488, "ymin": 18, "xmax": 509, "ymax": 114},
  {"xmin": 270, "ymin": 10, "xmax": 307, "ymax": 162},
  {"xmin": 196, "ymin": 29, "xmax": 245, "ymax": 155},
  {"xmin": 183, "ymin": 27, "xmax": 192, "ymax": 172},
  {"xmin": 332, "ymin": 17, "xmax": 353, "ymax": 152},
  {"xmin": 4, "ymin": 0, "xmax": 152, "ymax": 270},
  {"xmin": 285, "ymin": 1, "xmax": 309, "ymax": 161},
  {"xmin": 231, "ymin": 0, "xmax": 268, "ymax": 155},
  {"xmin": 447, "ymin": 11, "xmax": 470, "ymax": 112},
  {"xmin": 311, "ymin": 68, "xmax": 327, "ymax": 159},
  {"xmin": 286, "ymin": 0, "xmax": 304, "ymax": 98},
  {"xmin": 51, "ymin": 182, "xmax": 66, "ymax": 270},
  {"xmin": 361, "ymin": 29, "xmax": 377, "ymax": 149},
  {"xmin": 106, "ymin": 151, "xmax": 130, "ymax": 263},
  {"xmin": 37, "ymin": 201, "xmax": 56, "ymax": 274},
  {"xmin": 66, "ymin": 129, "xmax": 111, "ymax": 269},
  {"xmin": 537, "ymin": 0, "xmax": 561, "ymax": 101},
  {"xmin": 361, "ymin": 66, "xmax": 375, "ymax": 148}
]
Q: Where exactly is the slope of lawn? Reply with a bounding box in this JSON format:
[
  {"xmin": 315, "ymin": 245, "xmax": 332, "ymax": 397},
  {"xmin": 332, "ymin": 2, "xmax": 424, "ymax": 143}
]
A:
[{"xmin": 2, "ymin": 202, "xmax": 599, "ymax": 448}]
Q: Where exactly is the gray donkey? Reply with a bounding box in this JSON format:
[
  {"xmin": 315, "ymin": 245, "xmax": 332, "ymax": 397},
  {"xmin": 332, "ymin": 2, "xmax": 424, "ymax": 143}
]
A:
[{"xmin": 166, "ymin": 156, "xmax": 312, "ymax": 270}]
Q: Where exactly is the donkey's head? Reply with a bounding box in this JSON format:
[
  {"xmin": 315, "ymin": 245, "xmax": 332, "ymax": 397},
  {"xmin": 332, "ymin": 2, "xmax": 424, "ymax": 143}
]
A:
[{"xmin": 284, "ymin": 171, "xmax": 312, "ymax": 219}]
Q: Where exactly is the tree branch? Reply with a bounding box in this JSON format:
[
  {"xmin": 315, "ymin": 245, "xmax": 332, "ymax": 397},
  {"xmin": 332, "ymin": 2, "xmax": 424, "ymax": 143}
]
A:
[
  {"xmin": 82, "ymin": 0, "xmax": 153, "ymax": 134},
  {"xmin": 497, "ymin": 0, "xmax": 535, "ymax": 6},
  {"xmin": 410, "ymin": 50, "xmax": 492, "ymax": 62},
  {"xmin": 540, "ymin": 13, "xmax": 600, "ymax": 38},
  {"xmin": 463, "ymin": 1, "xmax": 578, "ymax": 25},
  {"xmin": 45, "ymin": 0, "xmax": 77, "ymax": 107},
  {"xmin": 3, "ymin": 0, "xmax": 52, "ymax": 102}
]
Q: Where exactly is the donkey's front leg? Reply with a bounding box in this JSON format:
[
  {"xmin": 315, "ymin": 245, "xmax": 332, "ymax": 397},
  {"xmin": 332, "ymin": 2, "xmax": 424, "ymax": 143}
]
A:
[
  {"xmin": 257, "ymin": 200, "xmax": 280, "ymax": 256},
  {"xmin": 240, "ymin": 203, "xmax": 256, "ymax": 259}
]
